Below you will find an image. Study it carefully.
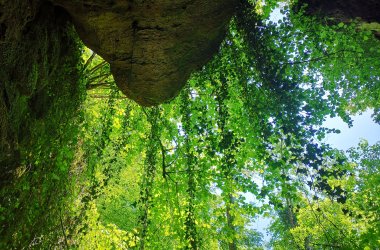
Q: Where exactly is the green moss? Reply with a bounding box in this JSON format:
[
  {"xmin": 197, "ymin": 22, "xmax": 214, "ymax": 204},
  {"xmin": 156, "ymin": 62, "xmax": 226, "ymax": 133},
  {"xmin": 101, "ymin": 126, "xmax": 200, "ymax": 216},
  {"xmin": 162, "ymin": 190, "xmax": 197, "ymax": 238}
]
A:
[{"xmin": 0, "ymin": 1, "xmax": 86, "ymax": 248}]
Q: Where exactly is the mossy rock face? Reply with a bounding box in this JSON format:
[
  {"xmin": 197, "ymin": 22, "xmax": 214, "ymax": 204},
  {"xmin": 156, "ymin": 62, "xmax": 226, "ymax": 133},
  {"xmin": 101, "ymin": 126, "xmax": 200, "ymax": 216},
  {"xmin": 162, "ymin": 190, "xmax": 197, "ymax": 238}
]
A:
[
  {"xmin": 52, "ymin": 0, "xmax": 237, "ymax": 106},
  {"xmin": 296, "ymin": 0, "xmax": 380, "ymax": 24},
  {"xmin": 0, "ymin": 1, "xmax": 84, "ymax": 247},
  {"xmin": 0, "ymin": 1, "xmax": 83, "ymax": 180},
  {"xmin": 294, "ymin": 0, "xmax": 380, "ymax": 40}
]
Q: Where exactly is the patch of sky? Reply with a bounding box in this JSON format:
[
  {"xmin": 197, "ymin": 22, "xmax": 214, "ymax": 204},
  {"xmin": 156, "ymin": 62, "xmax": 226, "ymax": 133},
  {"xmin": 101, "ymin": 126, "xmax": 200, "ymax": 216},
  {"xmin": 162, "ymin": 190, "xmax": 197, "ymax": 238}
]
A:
[{"xmin": 323, "ymin": 109, "xmax": 380, "ymax": 151}]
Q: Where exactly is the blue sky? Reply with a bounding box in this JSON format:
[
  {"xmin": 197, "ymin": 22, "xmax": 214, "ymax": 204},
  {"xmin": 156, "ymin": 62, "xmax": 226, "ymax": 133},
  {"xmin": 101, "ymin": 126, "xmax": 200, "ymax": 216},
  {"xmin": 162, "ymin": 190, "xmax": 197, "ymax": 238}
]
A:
[{"xmin": 323, "ymin": 110, "xmax": 380, "ymax": 150}]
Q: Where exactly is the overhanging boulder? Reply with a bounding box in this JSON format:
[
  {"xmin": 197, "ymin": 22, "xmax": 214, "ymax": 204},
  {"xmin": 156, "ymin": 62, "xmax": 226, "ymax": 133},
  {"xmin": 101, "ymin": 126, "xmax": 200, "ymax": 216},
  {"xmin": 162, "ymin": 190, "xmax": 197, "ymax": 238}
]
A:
[{"xmin": 52, "ymin": 0, "xmax": 237, "ymax": 106}]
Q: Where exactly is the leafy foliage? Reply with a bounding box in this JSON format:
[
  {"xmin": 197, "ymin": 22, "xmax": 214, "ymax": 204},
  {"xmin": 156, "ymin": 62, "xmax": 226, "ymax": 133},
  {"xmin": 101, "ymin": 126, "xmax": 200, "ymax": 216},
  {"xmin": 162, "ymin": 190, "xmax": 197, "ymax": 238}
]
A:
[
  {"xmin": 1, "ymin": 0, "xmax": 380, "ymax": 249},
  {"xmin": 0, "ymin": 2, "xmax": 86, "ymax": 248}
]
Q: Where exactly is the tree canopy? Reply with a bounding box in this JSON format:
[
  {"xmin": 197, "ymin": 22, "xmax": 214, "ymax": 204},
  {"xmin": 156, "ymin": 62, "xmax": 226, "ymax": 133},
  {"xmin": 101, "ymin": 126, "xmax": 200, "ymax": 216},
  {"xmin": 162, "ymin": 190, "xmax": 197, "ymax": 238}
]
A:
[{"xmin": 0, "ymin": 1, "xmax": 380, "ymax": 249}]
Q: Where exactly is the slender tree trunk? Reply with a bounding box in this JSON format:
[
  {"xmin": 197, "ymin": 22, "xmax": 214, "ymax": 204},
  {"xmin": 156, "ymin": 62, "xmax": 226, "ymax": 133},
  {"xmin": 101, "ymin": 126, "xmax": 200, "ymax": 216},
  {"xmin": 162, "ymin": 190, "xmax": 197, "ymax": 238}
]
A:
[{"xmin": 226, "ymin": 193, "xmax": 237, "ymax": 250}]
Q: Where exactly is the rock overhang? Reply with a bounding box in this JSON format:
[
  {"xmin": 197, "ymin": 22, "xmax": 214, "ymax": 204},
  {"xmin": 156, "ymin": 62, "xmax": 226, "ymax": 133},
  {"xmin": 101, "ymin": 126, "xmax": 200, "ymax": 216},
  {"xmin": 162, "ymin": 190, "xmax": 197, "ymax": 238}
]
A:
[{"xmin": 52, "ymin": 0, "xmax": 238, "ymax": 106}]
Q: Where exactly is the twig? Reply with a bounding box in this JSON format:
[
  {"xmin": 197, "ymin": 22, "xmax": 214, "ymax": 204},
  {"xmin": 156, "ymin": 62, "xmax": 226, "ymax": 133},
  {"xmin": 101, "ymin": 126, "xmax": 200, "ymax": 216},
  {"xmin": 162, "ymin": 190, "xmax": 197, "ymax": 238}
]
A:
[
  {"xmin": 87, "ymin": 73, "xmax": 111, "ymax": 84},
  {"xmin": 87, "ymin": 61, "xmax": 108, "ymax": 75},
  {"xmin": 86, "ymin": 82, "xmax": 112, "ymax": 90},
  {"xmin": 59, "ymin": 207, "xmax": 69, "ymax": 249},
  {"xmin": 82, "ymin": 51, "xmax": 96, "ymax": 72},
  {"xmin": 89, "ymin": 95, "xmax": 127, "ymax": 99}
]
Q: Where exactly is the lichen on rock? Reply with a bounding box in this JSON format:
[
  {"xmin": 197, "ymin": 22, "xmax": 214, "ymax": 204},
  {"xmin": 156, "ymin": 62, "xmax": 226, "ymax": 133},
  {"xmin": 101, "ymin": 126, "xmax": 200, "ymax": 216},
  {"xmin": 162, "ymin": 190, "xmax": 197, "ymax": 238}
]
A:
[{"xmin": 52, "ymin": 0, "xmax": 237, "ymax": 106}]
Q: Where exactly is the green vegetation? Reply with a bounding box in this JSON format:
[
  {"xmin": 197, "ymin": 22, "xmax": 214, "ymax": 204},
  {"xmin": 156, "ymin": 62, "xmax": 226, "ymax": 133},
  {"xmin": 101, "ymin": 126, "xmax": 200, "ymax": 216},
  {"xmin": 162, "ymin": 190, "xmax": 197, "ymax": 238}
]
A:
[
  {"xmin": 1, "ymin": 1, "xmax": 380, "ymax": 249},
  {"xmin": 0, "ymin": 2, "xmax": 85, "ymax": 248}
]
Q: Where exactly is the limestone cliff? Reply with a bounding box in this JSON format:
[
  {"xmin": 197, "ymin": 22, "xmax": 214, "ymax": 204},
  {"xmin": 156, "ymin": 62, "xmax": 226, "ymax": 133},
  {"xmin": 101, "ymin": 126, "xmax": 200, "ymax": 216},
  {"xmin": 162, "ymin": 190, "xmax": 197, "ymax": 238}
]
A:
[{"xmin": 52, "ymin": 0, "xmax": 237, "ymax": 106}]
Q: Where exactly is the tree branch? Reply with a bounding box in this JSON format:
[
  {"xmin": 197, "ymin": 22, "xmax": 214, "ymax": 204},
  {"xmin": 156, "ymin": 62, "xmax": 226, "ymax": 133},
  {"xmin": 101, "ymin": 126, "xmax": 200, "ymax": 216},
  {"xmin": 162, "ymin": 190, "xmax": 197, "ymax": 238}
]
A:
[
  {"xmin": 87, "ymin": 61, "xmax": 108, "ymax": 75},
  {"xmin": 86, "ymin": 82, "xmax": 112, "ymax": 90},
  {"xmin": 281, "ymin": 49, "xmax": 359, "ymax": 67},
  {"xmin": 82, "ymin": 51, "xmax": 96, "ymax": 72},
  {"xmin": 89, "ymin": 95, "xmax": 127, "ymax": 99}
]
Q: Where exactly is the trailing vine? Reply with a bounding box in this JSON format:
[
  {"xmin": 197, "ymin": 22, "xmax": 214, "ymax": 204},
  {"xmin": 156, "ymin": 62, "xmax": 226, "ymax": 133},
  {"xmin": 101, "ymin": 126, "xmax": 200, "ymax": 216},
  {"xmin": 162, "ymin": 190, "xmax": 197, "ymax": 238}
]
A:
[
  {"xmin": 180, "ymin": 85, "xmax": 198, "ymax": 249},
  {"xmin": 138, "ymin": 107, "xmax": 160, "ymax": 250}
]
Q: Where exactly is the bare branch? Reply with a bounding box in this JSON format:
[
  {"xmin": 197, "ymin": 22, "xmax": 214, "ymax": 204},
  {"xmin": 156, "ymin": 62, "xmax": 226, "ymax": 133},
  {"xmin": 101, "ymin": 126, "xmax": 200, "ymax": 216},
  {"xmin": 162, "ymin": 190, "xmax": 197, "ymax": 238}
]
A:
[
  {"xmin": 82, "ymin": 51, "xmax": 96, "ymax": 72},
  {"xmin": 89, "ymin": 95, "xmax": 127, "ymax": 99},
  {"xmin": 87, "ymin": 73, "xmax": 111, "ymax": 84},
  {"xmin": 86, "ymin": 82, "xmax": 112, "ymax": 90},
  {"xmin": 87, "ymin": 61, "xmax": 108, "ymax": 75}
]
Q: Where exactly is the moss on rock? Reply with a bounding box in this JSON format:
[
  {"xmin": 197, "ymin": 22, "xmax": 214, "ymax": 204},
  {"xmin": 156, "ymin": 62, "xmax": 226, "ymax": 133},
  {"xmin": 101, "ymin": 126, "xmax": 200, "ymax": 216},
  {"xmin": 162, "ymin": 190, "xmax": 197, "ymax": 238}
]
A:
[
  {"xmin": 0, "ymin": 2, "xmax": 85, "ymax": 246},
  {"xmin": 52, "ymin": 0, "xmax": 237, "ymax": 106}
]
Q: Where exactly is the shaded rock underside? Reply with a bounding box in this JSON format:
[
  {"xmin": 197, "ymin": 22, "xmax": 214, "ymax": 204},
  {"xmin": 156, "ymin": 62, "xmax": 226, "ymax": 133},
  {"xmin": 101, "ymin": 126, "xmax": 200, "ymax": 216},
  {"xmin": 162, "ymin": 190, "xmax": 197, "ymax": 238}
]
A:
[
  {"xmin": 52, "ymin": 0, "xmax": 237, "ymax": 106},
  {"xmin": 297, "ymin": 0, "xmax": 380, "ymax": 38},
  {"xmin": 0, "ymin": 0, "xmax": 83, "ymax": 177},
  {"xmin": 298, "ymin": 0, "xmax": 380, "ymax": 22}
]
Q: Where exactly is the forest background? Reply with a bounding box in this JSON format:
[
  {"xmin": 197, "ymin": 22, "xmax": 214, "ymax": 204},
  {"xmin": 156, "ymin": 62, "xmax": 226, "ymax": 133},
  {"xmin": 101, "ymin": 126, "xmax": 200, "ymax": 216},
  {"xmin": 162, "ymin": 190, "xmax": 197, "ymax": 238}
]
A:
[{"xmin": 0, "ymin": 0, "xmax": 379, "ymax": 249}]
